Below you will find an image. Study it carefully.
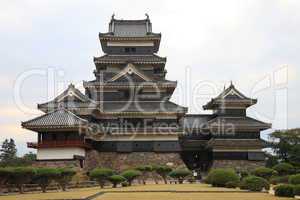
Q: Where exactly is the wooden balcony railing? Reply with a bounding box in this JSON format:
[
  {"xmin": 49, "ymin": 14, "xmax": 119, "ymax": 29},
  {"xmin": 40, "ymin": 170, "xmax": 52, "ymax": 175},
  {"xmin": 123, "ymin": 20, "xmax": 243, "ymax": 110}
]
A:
[{"xmin": 27, "ymin": 140, "xmax": 91, "ymax": 149}]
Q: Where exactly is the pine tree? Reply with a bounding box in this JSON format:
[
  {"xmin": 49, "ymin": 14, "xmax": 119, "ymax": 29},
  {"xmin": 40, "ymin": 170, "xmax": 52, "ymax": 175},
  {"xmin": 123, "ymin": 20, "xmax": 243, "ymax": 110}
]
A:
[{"xmin": 0, "ymin": 139, "xmax": 17, "ymax": 165}]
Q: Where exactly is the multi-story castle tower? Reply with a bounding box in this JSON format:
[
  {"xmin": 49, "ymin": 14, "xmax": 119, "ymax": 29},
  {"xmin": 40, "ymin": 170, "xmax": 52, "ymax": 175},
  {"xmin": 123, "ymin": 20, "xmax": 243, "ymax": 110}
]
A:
[
  {"xmin": 22, "ymin": 15, "xmax": 271, "ymax": 171},
  {"xmin": 22, "ymin": 15, "xmax": 187, "ymax": 169}
]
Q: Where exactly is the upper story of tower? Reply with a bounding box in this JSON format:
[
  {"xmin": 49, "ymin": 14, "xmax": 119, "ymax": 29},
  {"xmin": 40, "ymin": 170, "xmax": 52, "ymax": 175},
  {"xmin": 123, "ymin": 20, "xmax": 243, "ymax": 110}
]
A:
[
  {"xmin": 98, "ymin": 14, "xmax": 161, "ymax": 55},
  {"xmin": 203, "ymin": 83, "xmax": 257, "ymax": 117}
]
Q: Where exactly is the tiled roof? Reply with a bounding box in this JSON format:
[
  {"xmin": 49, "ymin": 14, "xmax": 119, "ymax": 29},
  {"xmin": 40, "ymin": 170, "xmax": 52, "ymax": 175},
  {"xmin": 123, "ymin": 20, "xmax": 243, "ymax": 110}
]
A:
[
  {"xmin": 22, "ymin": 109, "xmax": 87, "ymax": 130},
  {"xmin": 38, "ymin": 84, "xmax": 97, "ymax": 113},
  {"xmin": 208, "ymin": 138, "xmax": 267, "ymax": 150},
  {"xmin": 203, "ymin": 83, "xmax": 257, "ymax": 109},
  {"xmin": 94, "ymin": 54, "xmax": 166, "ymax": 64},
  {"xmin": 207, "ymin": 116, "xmax": 271, "ymax": 130},
  {"xmin": 83, "ymin": 79, "xmax": 177, "ymax": 87},
  {"xmin": 99, "ymin": 16, "xmax": 161, "ymax": 39},
  {"xmin": 183, "ymin": 114, "xmax": 213, "ymax": 131},
  {"xmin": 99, "ymin": 101, "xmax": 187, "ymax": 113}
]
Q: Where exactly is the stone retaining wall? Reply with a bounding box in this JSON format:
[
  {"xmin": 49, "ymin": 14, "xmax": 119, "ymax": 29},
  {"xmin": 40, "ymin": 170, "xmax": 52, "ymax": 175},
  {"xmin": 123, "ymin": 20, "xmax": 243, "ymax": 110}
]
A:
[
  {"xmin": 211, "ymin": 160, "xmax": 265, "ymax": 171},
  {"xmin": 84, "ymin": 150, "xmax": 185, "ymax": 171}
]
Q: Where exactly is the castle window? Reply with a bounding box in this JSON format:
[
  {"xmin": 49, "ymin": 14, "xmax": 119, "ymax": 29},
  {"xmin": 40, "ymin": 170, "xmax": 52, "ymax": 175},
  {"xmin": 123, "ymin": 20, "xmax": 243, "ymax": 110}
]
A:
[{"xmin": 125, "ymin": 47, "xmax": 136, "ymax": 53}]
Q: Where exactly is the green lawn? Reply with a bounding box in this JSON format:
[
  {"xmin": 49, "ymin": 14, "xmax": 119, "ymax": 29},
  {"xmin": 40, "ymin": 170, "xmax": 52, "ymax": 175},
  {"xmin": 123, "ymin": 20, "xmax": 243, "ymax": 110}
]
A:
[
  {"xmin": 96, "ymin": 192, "xmax": 292, "ymax": 200},
  {"xmin": 0, "ymin": 184, "xmax": 293, "ymax": 200},
  {"xmin": 0, "ymin": 187, "xmax": 100, "ymax": 200}
]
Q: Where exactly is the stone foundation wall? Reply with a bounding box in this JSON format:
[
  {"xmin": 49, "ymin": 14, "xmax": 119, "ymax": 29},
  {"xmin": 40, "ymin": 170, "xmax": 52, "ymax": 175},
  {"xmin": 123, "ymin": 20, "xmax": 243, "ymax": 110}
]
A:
[
  {"xmin": 84, "ymin": 150, "xmax": 185, "ymax": 171},
  {"xmin": 33, "ymin": 160, "xmax": 81, "ymax": 169},
  {"xmin": 211, "ymin": 160, "xmax": 265, "ymax": 171}
]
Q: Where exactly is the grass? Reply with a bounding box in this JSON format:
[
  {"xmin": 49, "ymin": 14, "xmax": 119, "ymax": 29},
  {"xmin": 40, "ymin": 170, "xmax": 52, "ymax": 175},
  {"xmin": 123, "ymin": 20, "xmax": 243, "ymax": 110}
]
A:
[
  {"xmin": 100, "ymin": 183, "xmax": 243, "ymax": 192},
  {"xmin": 96, "ymin": 192, "xmax": 293, "ymax": 200},
  {"xmin": 0, "ymin": 184, "xmax": 293, "ymax": 200},
  {"xmin": 0, "ymin": 187, "xmax": 100, "ymax": 200}
]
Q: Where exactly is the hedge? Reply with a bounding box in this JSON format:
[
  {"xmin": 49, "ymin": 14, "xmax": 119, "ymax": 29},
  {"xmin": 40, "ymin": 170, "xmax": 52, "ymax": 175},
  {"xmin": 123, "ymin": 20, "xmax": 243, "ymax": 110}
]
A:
[
  {"xmin": 272, "ymin": 163, "xmax": 295, "ymax": 176},
  {"xmin": 89, "ymin": 168, "xmax": 115, "ymax": 188},
  {"xmin": 206, "ymin": 169, "xmax": 239, "ymax": 187},
  {"xmin": 240, "ymin": 176, "xmax": 269, "ymax": 191},
  {"xmin": 153, "ymin": 165, "xmax": 172, "ymax": 184},
  {"xmin": 9, "ymin": 167, "xmax": 36, "ymax": 193},
  {"xmin": 289, "ymin": 174, "xmax": 300, "ymax": 185},
  {"xmin": 252, "ymin": 167, "xmax": 277, "ymax": 180},
  {"xmin": 293, "ymin": 185, "xmax": 300, "ymax": 196},
  {"xmin": 109, "ymin": 175, "xmax": 126, "ymax": 188},
  {"xmin": 270, "ymin": 175, "xmax": 290, "ymax": 185},
  {"xmin": 34, "ymin": 168, "xmax": 59, "ymax": 193},
  {"xmin": 274, "ymin": 184, "xmax": 294, "ymax": 197},
  {"xmin": 121, "ymin": 170, "xmax": 142, "ymax": 186},
  {"xmin": 55, "ymin": 168, "xmax": 76, "ymax": 191},
  {"xmin": 168, "ymin": 168, "xmax": 192, "ymax": 184},
  {"xmin": 225, "ymin": 181, "xmax": 239, "ymax": 188}
]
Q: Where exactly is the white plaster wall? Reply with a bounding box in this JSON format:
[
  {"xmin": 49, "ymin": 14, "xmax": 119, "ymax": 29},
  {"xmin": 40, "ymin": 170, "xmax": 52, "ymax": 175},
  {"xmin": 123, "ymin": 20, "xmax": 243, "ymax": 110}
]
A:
[
  {"xmin": 107, "ymin": 41, "xmax": 154, "ymax": 46},
  {"xmin": 37, "ymin": 147, "xmax": 85, "ymax": 160}
]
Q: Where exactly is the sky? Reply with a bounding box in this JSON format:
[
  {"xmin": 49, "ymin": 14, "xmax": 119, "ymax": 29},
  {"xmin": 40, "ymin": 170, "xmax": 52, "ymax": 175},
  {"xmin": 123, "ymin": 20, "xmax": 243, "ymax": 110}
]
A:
[{"xmin": 0, "ymin": 0, "xmax": 299, "ymax": 155}]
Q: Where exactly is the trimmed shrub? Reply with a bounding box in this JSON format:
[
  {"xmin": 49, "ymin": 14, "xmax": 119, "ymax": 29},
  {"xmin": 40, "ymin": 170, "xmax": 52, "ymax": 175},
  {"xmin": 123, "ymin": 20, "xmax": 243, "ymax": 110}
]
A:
[
  {"xmin": 270, "ymin": 175, "xmax": 290, "ymax": 185},
  {"xmin": 206, "ymin": 169, "xmax": 239, "ymax": 187},
  {"xmin": 109, "ymin": 175, "xmax": 126, "ymax": 188},
  {"xmin": 55, "ymin": 168, "xmax": 76, "ymax": 191},
  {"xmin": 121, "ymin": 170, "xmax": 142, "ymax": 186},
  {"xmin": 34, "ymin": 168, "xmax": 59, "ymax": 193},
  {"xmin": 0, "ymin": 168, "xmax": 12, "ymax": 193},
  {"xmin": 293, "ymin": 184, "xmax": 300, "ymax": 196},
  {"xmin": 89, "ymin": 168, "xmax": 114, "ymax": 188},
  {"xmin": 154, "ymin": 165, "xmax": 172, "ymax": 184},
  {"xmin": 274, "ymin": 184, "xmax": 294, "ymax": 197},
  {"xmin": 252, "ymin": 167, "xmax": 277, "ymax": 180},
  {"xmin": 225, "ymin": 181, "xmax": 239, "ymax": 188},
  {"xmin": 135, "ymin": 165, "xmax": 153, "ymax": 184},
  {"xmin": 239, "ymin": 170, "xmax": 250, "ymax": 179},
  {"xmin": 240, "ymin": 176, "xmax": 270, "ymax": 191},
  {"xmin": 168, "ymin": 168, "xmax": 192, "ymax": 184},
  {"xmin": 10, "ymin": 167, "xmax": 36, "ymax": 193},
  {"xmin": 121, "ymin": 181, "xmax": 129, "ymax": 187},
  {"xmin": 273, "ymin": 163, "xmax": 295, "ymax": 176},
  {"xmin": 289, "ymin": 174, "xmax": 300, "ymax": 185}
]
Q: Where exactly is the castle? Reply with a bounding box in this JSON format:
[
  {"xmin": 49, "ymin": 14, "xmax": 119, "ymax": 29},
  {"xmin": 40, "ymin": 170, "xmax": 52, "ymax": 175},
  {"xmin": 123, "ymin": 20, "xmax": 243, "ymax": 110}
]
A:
[{"xmin": 22, "ymin": 15, "xmax": 271, "ymax": 172}]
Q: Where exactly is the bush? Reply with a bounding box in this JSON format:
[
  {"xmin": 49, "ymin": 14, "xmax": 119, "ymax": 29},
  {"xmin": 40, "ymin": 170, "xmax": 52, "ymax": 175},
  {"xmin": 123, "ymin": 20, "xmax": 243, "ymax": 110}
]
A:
[
  {"xmin": 206, "ymin": 169, "xmax": 239, "ymax": 187},
  {"xmin": 274, "ymin": 184, "xmax": 294, "ymax": 197},
  {"xmin": 34, "ymin": 168, "xmax": 59, "ymax": 193},
  {"xmin": 135, "ymin": 165, "xmax": 153, "ymax": 184},
  {"xmin": 89, "ymin": 168, "xmax": 114, "ymax": 188},
  {"xmin": 109, "ymin": 175, "xmax": 126, "ymax": 188},
  {"xmin": 293, "ymin": 185, "xmax": 300, "ymax": 196},
  {"xmin": 55, "ymin": 168, "xmax": 76, "ymax": 191},
  {"xmin": 154, "ymin": 165, "xmax": 172, "ymax": 184},
  {"xmin": 168, "ymin": 168, "xmax": 192, "ymax": 184},
  {"xmin": 273, "ymin": 163, "xmax": 295, "ymax": 176},
  {"xmin": 252, "ymin": 167, "xmax": 277, "ymax": 180},
  {"xmin": 10, "ymin": 167, "xmax": 36, "ymax": 193},
  {"xmin": 121, "ymin": 170, "xmax": 142, "ymax": 186},
  {"xmin": 239, "ymin": 170, "xmax": 250, "ymax": 179},
  {"xmin": 225, "ymin": 181, "xmax": 239, "ymax": 188},
  {"xmin": 270, "ymin": 175, "xmax": 290, "ymax": 185},
  {"xmin": 121, "ymin": 181, "xmax": 129, "ymax": 187},
  {"xmin": 0, "ymin": 168, "xmax": 12, "ymax": 193},
  {"xmin": 240, "ymin": 176, "xmax": 270, "ymax": 191},
  {"xmin": 289, "ymin": 174, "xmax": 300, "ymax": 185}
]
